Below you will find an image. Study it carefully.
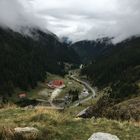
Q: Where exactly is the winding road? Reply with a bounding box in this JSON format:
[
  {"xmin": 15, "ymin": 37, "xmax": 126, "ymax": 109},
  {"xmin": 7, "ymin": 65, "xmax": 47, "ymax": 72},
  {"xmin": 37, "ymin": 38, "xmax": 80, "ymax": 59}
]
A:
[
  {"xmin": 36, "ymin": 75, "xmax": 96, "ymax": 110},
  {"xmin": 69, "ymin": 75, "xmax": 96, "ymax": 107}
]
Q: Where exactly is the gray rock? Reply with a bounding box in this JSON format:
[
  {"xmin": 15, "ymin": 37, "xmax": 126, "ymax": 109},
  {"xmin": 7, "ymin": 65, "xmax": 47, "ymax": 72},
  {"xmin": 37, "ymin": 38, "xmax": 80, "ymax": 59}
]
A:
[
  {"xmin": 76, "ymin": 107, "xmax": 92, "ymax": 118},
  {"xmin": 88, "ymin": 132, "xmax": 120, "ymax": 140},
  {"xmin": 14, "ymin": 127, "xmax": 39, "ymax": 134}
]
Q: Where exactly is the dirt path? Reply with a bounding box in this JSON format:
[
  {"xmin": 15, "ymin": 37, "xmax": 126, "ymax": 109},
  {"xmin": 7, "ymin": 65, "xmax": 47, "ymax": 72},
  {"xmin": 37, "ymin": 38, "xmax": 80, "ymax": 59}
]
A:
[
  {"xmin": 36, "ymin": 75, "xmax": 95, "ymax": 109},
  {"xmin": 49, "ymin": 88, "xmax": 64, "ymax": 109},
  {"xmin": 50, "ymin": 88, "xmax": 62, "ymax": 101},
  {"xmin": 37, "ymin": 87, "xmax": 64, "ymax": 110}
]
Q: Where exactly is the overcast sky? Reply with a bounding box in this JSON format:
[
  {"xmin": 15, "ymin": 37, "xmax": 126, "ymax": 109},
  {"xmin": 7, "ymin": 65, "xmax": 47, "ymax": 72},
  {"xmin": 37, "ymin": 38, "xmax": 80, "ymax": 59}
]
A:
[{"xmin": 0, "ymin": 0, "xmax": 140, "ymax": 42}]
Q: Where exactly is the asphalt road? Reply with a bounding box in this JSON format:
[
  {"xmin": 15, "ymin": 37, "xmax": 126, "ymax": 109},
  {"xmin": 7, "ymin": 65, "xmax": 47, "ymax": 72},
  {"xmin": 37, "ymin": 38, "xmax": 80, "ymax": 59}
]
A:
[
  {"xmin": 69, "ymin": 75, "xmax": 96, "ymax": 107},
  {"xmin": 35, "ymin": 75, "xmax": 96, "ymax": 110}
]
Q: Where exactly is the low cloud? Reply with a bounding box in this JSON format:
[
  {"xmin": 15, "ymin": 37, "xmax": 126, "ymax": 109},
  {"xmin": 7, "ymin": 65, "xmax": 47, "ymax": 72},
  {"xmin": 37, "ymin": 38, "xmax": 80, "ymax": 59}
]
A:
[
  {"xmin": 33, "ymin": 0, "xmax": 140, "ymax": 43},
  {"xmin": 0, "ymin": 0, "xmax": 140, "ymax": 43},
  {"xmin": 0, "ymin": 0, "xmax": 46, "ymax": 33}
]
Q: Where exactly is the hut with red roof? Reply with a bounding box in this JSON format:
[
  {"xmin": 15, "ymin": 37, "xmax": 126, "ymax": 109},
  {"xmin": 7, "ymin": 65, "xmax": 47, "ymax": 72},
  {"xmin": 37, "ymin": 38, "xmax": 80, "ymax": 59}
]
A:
[
  {"xmin": 48, "ymin": 80, "xmax": 64, "ymax": 89},
  {"xmin": 18, "ymin": 93, "xmax": 27, "ymax": 99}
]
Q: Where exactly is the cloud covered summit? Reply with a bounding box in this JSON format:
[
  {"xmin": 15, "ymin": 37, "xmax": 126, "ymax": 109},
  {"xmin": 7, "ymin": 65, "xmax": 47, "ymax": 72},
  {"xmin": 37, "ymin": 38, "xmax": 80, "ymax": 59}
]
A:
[{"xmin": 1, "ymin": 0, "xmax": 140, "ymax": 42}]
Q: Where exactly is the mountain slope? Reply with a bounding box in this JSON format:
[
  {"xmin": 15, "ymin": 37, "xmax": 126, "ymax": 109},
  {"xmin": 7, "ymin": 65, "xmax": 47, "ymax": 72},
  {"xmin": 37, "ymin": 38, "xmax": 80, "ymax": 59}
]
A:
[
  {"xmin": 71, "ymin": 37, "xmax": 114, "ymax": 63},
  {"xmin": 81, "ymin": 37, "xmax": 140, "ymax": 90},
  {"xmin": 0, "ymin": 27, "xmax": 80, "ymax": 96},
  {"xmin": 81, "ymin": 36, "xmax": 140, "ymax": 121}
]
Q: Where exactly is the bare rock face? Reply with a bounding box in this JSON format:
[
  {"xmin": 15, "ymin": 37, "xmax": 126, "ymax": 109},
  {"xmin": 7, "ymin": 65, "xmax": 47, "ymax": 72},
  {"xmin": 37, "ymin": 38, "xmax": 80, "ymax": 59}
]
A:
[
  {"xmin": 14, "ymin": 127, "xmax": 39, "ymax": 133},
  {"xmin": 88, "ymin": 132, "xmax": 120, "ymax": 140}
]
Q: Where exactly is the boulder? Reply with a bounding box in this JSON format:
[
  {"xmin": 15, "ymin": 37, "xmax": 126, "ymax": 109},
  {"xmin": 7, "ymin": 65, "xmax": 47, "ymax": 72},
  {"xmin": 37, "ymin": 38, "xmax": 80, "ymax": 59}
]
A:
[
  {"xmin": 14, "ymin": 127, "xmax": 39, "ymax": 134},
  {"xmin": 88, "ymin": 132, "xmax": 120, "ymax": 140},
  {"xmin": 76, "ymin": 107, "xmax": 93, "ymax": 118}
]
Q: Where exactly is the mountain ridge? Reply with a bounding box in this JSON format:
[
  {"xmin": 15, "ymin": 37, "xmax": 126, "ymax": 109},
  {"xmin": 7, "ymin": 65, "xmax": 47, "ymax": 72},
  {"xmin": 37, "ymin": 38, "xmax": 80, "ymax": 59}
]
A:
[{"xmin": 0, "ymin": 27, "xmax": 80, "ymax": 96}]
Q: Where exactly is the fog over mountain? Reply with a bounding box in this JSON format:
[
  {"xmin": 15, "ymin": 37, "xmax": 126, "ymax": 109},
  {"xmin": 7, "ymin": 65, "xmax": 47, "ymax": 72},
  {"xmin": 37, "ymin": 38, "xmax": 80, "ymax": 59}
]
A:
[
  {"xmin": 0, "ymin": 0, "xmax": 140, "ymax": 43},
  {"xmin": 0, "ymin": 0, "xmax": 47, "ymax": 33}
]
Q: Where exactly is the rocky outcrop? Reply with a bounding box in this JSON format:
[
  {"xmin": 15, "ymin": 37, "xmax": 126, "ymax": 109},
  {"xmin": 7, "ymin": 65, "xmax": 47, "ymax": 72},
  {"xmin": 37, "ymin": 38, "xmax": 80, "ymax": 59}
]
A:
[
  {"xmin": 88, "ymin": 132, "xmax": 120, "ymax": 140},
  {"xmin": 76, "ymin": 107, "xmax": 93, "ymax": 118},
  {"xmin": 14, "ymin": 127, "xmax": 39, "ymax": 134}
]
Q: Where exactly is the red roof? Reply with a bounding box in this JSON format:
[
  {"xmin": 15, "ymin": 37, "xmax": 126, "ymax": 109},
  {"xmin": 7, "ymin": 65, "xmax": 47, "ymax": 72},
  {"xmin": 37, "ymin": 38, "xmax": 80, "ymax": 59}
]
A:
[
  {"xmin": 52, "ymin": 80, "xmax": 64, "ymax": 86},
  {"xmin": 18, "ymin": 93, "xmax": 27, "ymax": 98},
  {"xmin": 48, "ymin": 80, "xmax": 64, "ymax": 89}
]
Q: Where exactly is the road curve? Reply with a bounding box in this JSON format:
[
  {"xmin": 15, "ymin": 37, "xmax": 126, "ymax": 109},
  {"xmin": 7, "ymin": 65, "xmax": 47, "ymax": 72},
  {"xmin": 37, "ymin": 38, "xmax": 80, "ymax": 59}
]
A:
[
  {"xmin": 35, "ymin": 75, "xmax": 96, "ymax": 109},
  {"xmin": 69, "ymin": 75, "xmax": 96, "ymax": 107}
]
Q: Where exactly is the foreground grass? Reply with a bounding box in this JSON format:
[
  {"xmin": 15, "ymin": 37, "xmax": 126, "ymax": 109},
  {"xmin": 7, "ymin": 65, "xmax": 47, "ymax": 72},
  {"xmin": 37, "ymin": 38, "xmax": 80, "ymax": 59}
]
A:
[{"xmin": 0, "ymin": 104, "xmax": 140, "ymax": 140}]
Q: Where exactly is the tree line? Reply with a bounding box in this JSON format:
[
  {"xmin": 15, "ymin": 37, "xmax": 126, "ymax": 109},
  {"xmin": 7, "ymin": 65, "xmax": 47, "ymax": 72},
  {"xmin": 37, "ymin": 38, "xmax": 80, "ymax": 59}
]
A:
[{"xmin": 81, "ymin": 37, "xmax": 140, "ymax": 100}]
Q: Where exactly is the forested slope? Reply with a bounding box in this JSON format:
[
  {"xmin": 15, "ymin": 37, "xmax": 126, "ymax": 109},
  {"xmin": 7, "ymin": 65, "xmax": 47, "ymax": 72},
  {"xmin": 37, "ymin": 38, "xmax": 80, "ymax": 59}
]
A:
[
  {"xmin": 71, "ymin": 37, "xmax": 114, "ymax": 63},
  {"xmin": 81, "ymin": 37, "xmax": 140, "ymax": 120},
  {"xmin": 0, "ymin": 27, "xmax": 80, "ymax": 96}
]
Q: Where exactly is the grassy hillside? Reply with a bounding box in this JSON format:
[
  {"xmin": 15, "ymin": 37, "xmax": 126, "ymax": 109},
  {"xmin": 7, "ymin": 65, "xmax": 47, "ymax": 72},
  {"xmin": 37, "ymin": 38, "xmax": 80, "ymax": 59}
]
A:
[
  {"xmin": 106, "ymin": 96, "xmax": 140, "ymax": 121},
  {"xmin": 0, "ymin": 103, "xmax": 140, "ymax": 140}
]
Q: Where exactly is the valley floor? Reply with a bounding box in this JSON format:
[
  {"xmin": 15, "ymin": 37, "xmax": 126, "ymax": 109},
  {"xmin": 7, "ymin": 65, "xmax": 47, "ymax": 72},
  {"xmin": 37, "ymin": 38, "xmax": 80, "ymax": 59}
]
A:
[{"xmin": 0, "ymin": 73, "xmax": 140, "ymax": 140}]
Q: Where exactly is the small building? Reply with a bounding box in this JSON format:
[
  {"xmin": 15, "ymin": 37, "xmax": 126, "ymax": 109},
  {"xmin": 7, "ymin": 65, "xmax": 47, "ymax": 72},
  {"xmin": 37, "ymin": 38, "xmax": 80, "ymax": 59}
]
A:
[
  {"xmin": 18, "ymin": 93, "xmax": 27, "ymax": 99},
  {"xmin": 79, "ymin": 88, "xmax": 89, "ymax": 99},
  {"xmin": 52, "ymin": 80, "xmax": 64, "ymax": 86},
  {"xmin": 48, "ymin": 80, "xmax": 64, "ymax": 89}
]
